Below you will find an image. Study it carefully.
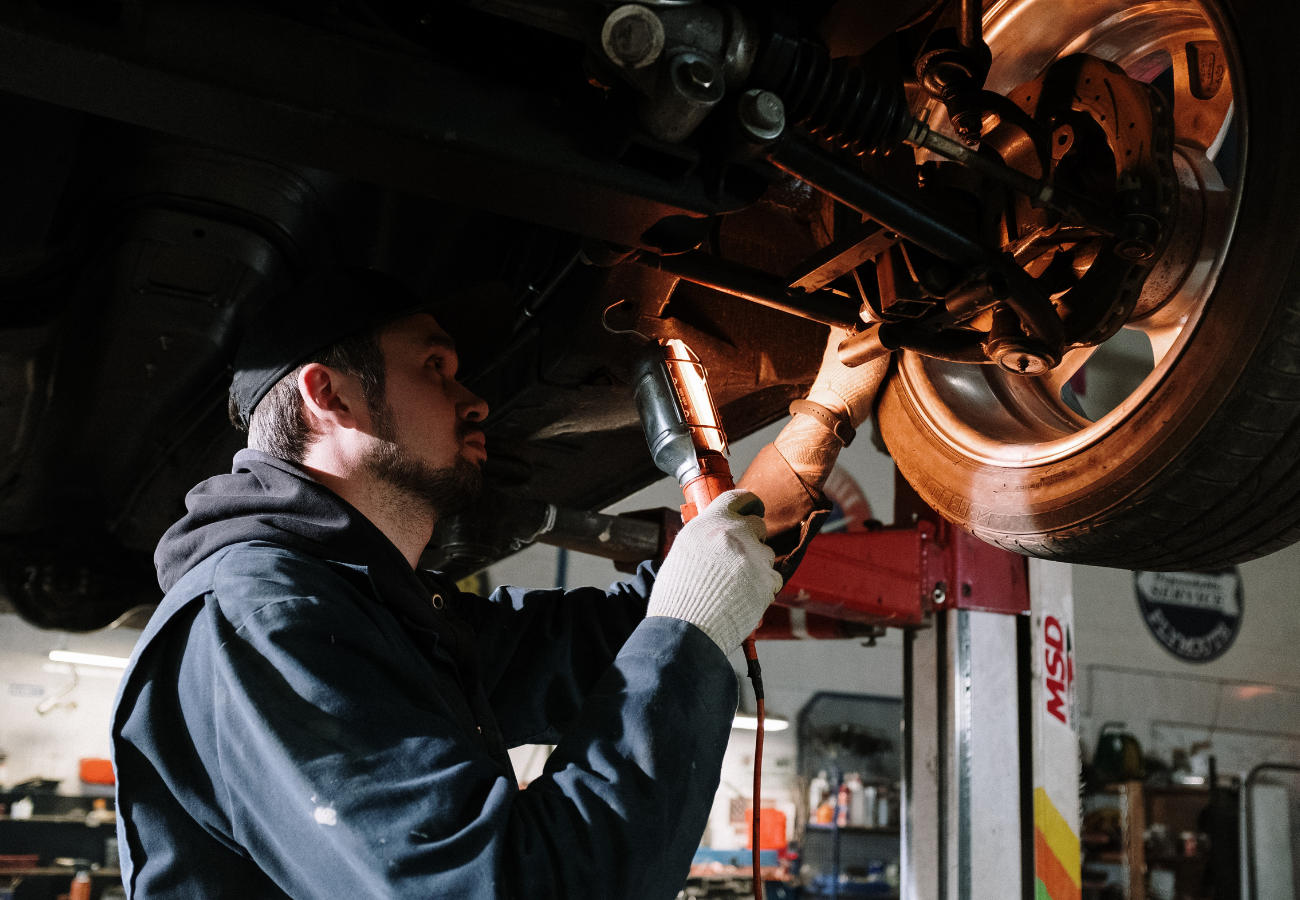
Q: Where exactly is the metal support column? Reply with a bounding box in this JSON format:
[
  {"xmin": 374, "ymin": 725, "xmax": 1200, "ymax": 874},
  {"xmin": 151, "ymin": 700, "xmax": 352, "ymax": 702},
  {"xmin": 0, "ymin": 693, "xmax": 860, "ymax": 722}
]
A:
[
  {"xmin": 1027, "ymin": 559, "xmax": 1082, "ymax": 900},
  {"xmin": 903, "ymin": 608, "xmax": 1029, "ymax": 900}
]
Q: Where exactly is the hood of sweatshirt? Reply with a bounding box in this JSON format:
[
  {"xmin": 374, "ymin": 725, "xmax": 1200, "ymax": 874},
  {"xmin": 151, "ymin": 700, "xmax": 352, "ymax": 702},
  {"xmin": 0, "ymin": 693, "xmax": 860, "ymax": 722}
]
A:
[{"xmin": 154, "ymin": 449, "xmax": 441, "ymax": 619}]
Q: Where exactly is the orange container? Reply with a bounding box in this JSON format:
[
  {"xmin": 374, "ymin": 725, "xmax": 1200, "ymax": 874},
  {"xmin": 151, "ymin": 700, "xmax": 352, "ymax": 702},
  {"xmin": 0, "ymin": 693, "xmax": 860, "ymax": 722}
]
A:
[
  {"xmin": 745, "ymin": 807, "xmax": 788, "ymax": 851},
  {"xmin": 79, "ymin": 758, "xmax": 115, "ymax": 785}
]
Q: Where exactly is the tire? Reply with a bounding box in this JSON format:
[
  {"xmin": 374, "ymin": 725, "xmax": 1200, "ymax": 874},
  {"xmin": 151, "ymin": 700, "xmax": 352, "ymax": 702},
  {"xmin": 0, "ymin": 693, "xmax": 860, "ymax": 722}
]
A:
[{"xmin": 877, "ymin": 0, "xmax": 1300, "ymax": 570}]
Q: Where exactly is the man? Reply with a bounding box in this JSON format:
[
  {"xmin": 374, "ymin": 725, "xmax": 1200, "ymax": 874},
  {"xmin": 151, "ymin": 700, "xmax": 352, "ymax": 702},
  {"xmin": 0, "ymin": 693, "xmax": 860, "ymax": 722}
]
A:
[{"xmin": 111, "ymin": 267, "xmax": 886, "ymax": 899}]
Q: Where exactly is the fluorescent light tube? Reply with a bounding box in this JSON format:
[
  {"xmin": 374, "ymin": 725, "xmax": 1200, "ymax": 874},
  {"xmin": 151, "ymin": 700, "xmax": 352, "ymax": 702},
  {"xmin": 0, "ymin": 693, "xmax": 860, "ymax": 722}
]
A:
[
  {"xmin": 49, "ymin": 650, "xmax": 129, "ymax": 669},
  {"xmin": 733, "ymin": 715, "xmax": 789, "ymax": 732}
]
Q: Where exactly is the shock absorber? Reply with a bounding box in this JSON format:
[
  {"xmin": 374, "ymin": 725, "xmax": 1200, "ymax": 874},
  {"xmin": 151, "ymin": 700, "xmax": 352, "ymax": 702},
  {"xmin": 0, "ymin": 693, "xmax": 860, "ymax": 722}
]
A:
[{"xmin": 750, "ymin": 30, "xmax": 913, "ymax": 157}]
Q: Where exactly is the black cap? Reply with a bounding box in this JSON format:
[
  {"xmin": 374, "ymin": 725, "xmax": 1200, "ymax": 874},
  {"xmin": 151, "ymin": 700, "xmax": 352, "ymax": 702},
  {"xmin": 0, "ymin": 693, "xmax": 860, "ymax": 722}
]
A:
[{"xmin": 230, "ymin": 266, "xmax": 431, "ymax": 428}]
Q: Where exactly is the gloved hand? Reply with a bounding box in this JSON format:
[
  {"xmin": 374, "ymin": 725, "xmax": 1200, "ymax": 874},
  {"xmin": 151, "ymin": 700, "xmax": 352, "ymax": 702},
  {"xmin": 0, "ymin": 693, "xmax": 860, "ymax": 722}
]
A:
[
  {"xmin": 646, "ymin": 489, "xmax": 783, "ymax": 655},
  {"xmin": 807, "ymin": 326, "xmax": 891, "ymax": 429},
  {"xmin": 772, "ymin": 327, "xmax": 891, "ymax": 494}
]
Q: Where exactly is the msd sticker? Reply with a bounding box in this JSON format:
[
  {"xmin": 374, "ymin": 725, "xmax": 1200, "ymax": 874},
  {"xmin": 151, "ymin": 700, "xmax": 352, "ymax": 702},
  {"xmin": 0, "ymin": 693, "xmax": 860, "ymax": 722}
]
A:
[{"xmin": 1042, "ymin": 614, "xmax": 1074, "ymax": 727}]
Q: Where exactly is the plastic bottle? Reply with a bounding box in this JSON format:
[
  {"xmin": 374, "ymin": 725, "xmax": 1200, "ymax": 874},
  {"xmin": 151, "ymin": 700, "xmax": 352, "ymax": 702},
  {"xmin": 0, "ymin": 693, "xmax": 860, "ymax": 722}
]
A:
[
  {"xmin": 847, "ymin": 775, "xmax": 866, "ymax": 826},
  {"xmin": 809, "ymin": 770, "xmax": 829, "ymax": 814},
  {"xmin": 862, "ymin": 783, "xmax": 878, "ymax": 827},
  {"xmin": 70, "ymin": 870, "xmax": 92, "ymax": 900},
  {"xmin": 835, "ymin": 782, "xmax": 850, "ymax": 827}
]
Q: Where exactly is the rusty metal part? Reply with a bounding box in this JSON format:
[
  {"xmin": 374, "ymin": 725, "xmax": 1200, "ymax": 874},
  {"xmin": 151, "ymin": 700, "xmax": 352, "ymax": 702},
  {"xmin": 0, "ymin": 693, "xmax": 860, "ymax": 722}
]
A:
[
  {"xmin": 878, "ymin": 0, "xmax": 1240, "ymax": 469},
  {"xmin": 906, "ymin": 116, "xmax": 1118, "ymax": 234},
  {"xmin": 915, "ymin": 23, "xmax": 992, "ymax": 146},
  {"xmin": 787, "ymin": 220, "xmax": 900, "ymax": 293},
  {"xmin": 985, "ymin": 309, "xmax": 1059, "ymax": 375},
  {"xmin": 875, "ymin": 243, "xmax": 936, "ymax": 319},
  {"xmin": 767, "ymin": 134, "xmax": 1065, "ymax": 351},
  {"xmin": 958, "ymin": 0, "xmax": 983, "ymax": 51},
  {"xmin": 627, "ymin": 248, "xmax": 862, "ymax": 329},
  {"xmin": 838, "ymin": 321, "xmax": 989, "ymax": 367},
  {"xmin": 1019, "ymin": 53, "xmax": 1174, "ymax": 237},
  {"xmin": 1013, "ymin": 54, "xmax": 1178, "ymax": 347},
  {"xmin": 839, "ymin": 324, "xmax": 895, "ymax": 367}
]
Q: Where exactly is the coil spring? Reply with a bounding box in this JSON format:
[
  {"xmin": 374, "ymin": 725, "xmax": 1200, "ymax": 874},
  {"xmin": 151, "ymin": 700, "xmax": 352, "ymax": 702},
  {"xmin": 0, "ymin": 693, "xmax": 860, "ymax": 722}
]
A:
[{"xmin": 770, "ymin": 39, "xmax": 912, "ymax": 157}]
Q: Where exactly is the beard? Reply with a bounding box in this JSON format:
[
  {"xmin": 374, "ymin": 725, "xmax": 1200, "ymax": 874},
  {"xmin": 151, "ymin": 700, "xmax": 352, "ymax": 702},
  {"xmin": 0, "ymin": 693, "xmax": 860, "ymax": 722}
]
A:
[{"xmin": 362, "ymin": 403, "xmax": 484, "ymax": 522}]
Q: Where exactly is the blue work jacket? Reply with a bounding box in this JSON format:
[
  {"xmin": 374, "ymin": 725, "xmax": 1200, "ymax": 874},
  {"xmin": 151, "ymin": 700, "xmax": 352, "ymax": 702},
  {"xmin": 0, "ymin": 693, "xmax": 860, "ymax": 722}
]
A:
[{"xmin": 111, "ymin": 450, "xmax": 737, "ymax": 899}]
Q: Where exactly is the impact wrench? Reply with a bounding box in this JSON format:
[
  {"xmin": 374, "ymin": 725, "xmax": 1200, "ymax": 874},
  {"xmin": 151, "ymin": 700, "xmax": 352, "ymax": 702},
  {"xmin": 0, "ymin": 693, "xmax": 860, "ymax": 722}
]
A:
[{"xmin": 632, "ymin": 339, "xmax": 767, "ymax": 900}]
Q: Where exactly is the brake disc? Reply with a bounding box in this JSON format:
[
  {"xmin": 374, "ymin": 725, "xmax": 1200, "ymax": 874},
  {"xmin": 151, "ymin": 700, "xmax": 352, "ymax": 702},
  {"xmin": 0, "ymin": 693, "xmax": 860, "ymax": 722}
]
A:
[{"xmin": 1005, "ymin": 53, "xmax": 1178, "ymax": 348}]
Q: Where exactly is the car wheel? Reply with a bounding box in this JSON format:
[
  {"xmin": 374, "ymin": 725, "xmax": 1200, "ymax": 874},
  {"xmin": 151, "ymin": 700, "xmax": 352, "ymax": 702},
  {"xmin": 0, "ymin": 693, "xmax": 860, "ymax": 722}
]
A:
[{"xmin": 878, "ymin": 0, "xmax": 1300, "ymax": 569}]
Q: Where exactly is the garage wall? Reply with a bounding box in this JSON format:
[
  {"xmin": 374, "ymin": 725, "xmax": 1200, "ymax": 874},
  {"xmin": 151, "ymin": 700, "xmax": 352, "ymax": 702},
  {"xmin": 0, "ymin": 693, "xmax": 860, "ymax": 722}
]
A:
[
  {"xmin": 1073, "ymin": 547, "xmax": 1300, "ymax": 777},
  {"xmin": 0, "ymin": 615, "xmax": 138, "ymax": 792}
]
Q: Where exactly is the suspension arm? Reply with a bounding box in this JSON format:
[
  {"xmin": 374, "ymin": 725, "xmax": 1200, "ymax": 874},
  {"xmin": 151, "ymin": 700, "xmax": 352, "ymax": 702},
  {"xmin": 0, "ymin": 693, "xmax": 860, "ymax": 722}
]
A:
[
  {"xmin": 765, "ymin": 134, "xmax": 1064, "ymax": 350},
  {"xmin": 627, "ymin": 248, "xmax": 863, "ymax": 329}
]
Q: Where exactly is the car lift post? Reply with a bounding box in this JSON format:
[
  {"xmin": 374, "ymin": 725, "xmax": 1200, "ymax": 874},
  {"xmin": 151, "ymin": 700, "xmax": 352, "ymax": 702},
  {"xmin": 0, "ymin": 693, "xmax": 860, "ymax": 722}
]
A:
[{"xmin": 757, "ymin": 472, "xmax": 1081, "ymax": 900}]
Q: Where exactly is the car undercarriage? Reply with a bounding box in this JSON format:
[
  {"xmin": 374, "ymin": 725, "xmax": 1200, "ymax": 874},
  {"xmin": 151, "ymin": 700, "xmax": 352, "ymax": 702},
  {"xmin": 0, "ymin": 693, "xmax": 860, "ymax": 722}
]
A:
[{"xmin": 4, "ymin": 0, "xmax": 1298, "ymax": 631}]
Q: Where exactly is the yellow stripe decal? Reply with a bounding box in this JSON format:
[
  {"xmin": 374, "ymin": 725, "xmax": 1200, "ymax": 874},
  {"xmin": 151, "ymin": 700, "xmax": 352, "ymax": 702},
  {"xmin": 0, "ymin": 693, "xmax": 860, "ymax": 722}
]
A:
[{"xmin": 1033, "ymin": 787, "xmax": 1080, "ymax": 887}]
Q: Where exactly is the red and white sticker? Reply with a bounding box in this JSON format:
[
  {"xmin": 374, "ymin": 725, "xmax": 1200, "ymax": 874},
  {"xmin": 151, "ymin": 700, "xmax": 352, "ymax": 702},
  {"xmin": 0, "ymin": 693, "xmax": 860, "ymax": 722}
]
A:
[{"xmin": 1042, "ymin": 614, "xmax": 1075, "ymax": 728}]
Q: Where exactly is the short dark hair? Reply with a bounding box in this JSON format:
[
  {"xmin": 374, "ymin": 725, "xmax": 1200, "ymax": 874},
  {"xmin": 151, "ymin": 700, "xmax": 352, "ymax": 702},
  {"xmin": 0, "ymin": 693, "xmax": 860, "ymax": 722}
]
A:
[{"xmin": 229, "ymin": 327, "xmax": 388, "ymax": 464}]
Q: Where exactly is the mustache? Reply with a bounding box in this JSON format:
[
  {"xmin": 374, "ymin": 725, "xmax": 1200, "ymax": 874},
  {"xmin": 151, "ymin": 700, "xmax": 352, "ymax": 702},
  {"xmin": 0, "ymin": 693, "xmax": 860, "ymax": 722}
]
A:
[{"xmin": 457, "ymin": 420, "xmax": 484, "ymax": 441}]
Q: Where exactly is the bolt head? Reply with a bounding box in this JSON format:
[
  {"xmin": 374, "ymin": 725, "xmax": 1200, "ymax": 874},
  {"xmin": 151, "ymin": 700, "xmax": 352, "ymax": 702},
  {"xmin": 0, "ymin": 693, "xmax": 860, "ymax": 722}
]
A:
[
  {"xmin": 1115, "ymin": 233, "xmax": 1156, "ymax": 261},
  {"xmin": 737, "ymin": 89, "xmax": 784, "ymax": 141},
  {"xmin": 601, "ymin": 5, "xmax": 664, "ymax": 69}
]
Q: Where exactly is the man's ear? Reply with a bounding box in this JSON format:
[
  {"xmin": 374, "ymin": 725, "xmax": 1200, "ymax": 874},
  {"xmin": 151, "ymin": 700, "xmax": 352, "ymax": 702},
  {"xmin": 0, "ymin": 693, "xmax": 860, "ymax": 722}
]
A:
[{"xmin": 298, "ymin": 363, "xmax": 367, "ymax": 433}]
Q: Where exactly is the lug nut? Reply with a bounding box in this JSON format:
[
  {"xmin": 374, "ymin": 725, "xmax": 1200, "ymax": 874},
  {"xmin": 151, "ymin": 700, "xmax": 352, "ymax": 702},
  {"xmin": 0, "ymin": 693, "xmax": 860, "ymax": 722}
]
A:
[
  {"xmin": 602, "ymin": 4, "xmax": 664, "ymax": 69},
  {"xmin": 737, "ymin": 89, "xmax": 784, "ymax": 142},
  {"xmin": 996, "ymin": 349, "xmax": 1052, "ymax": 376},
  {"xmin": 1114, "ymin": 216, "xmax": 1158, "ymax": 261}
]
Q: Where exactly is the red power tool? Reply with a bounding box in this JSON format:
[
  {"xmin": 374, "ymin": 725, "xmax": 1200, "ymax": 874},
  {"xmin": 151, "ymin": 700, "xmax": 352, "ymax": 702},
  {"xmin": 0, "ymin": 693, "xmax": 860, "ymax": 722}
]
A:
[{"xmin": 632, "ymin": 338, "xmax": 767, "ymax": 900}]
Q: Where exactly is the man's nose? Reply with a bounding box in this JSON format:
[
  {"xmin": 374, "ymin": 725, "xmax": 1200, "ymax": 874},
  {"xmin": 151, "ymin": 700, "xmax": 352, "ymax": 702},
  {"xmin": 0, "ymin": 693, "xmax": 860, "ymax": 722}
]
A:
[{"xmin": 456, "ymin": 384, "xmax": 489, "ymax": 423}]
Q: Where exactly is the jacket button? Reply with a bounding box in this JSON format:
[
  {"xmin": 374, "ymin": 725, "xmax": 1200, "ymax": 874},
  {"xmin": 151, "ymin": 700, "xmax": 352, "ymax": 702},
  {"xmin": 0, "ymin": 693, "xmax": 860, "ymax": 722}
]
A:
[{"xmin": 431, "ymin": 593, "xmax": 444, "ymax": 610}]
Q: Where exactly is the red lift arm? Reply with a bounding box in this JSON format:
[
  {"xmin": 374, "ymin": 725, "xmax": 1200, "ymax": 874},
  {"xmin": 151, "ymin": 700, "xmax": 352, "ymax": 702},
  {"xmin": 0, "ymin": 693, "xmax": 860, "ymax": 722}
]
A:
[{"xmin": 754, "ymin": 471, "xmax": 1030, "ymax": 640}]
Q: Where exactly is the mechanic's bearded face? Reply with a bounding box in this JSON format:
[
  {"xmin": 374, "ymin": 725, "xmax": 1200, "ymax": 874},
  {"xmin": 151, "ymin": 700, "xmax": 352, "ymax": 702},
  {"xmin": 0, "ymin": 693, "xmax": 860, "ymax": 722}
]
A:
[{"xmin": 360, "ymin": 314, "xmax": 488, "ymax": 521}]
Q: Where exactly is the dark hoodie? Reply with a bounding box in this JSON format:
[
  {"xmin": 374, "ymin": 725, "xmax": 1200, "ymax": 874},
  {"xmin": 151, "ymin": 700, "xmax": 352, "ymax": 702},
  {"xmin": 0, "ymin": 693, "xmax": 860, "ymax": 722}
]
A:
[{"xmin": 112, "ymin": 450, "xmax": 737, "ymax": 900}]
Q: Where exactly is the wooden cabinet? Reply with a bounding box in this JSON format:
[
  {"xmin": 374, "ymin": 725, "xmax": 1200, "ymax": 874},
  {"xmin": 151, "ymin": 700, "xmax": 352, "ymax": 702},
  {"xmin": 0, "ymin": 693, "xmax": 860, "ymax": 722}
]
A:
[{"xmin": 1082, "ymin": 783, "xmax": 1236, "ymax": 900}]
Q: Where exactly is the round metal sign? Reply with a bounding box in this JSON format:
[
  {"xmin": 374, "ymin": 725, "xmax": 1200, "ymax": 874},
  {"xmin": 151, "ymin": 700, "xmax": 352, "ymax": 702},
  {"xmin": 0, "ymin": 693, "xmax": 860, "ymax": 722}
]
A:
[{"xmin": 1133, "ymin": 567, "xmax": 1243, "ymax": 663}]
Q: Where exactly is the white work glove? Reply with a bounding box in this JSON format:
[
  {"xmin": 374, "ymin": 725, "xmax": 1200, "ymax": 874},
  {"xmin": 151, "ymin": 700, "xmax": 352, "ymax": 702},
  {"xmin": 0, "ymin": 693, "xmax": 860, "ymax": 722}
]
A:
[
  {"xmin": 807, "ymin": 326, "xmax": 891, "ymax": 429},
  {"xmin": 646, "ymin": 489, "xmax": 783, "ymax": 655},
  {"xmin": 773, "ymin": 327, "xmax": 891, "ymax": 493}
]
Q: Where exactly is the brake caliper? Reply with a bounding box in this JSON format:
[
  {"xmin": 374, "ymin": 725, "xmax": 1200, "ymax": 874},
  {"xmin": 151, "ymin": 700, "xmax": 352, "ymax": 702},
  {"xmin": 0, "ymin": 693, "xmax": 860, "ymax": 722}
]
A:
[{"xmin": 1004, "ymin": 54, "xmax": 1177, "ymax": 348}]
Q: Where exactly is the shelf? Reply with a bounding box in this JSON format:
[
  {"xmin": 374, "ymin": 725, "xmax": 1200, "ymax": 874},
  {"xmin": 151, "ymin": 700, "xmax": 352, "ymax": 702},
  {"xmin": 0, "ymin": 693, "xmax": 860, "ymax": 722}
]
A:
[
  {"xmin": 1092, "ymin": 783, "xmax": 1211, "ymax": 796},
  {"xmin": 0, "ymin": 814, "xmax": 109, "ymax": 825},
  {"xmin": 1083, "ymin": 851, "xmax": 1205, "ymax": 865},
  {"xmin": 806, "ymin": 825, "xmax": 900, "ymax": 836}
]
